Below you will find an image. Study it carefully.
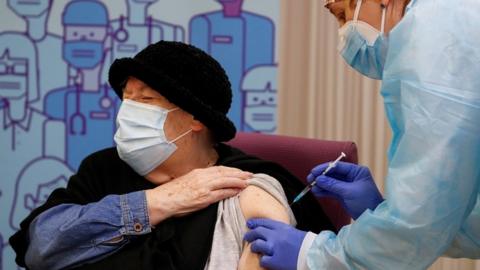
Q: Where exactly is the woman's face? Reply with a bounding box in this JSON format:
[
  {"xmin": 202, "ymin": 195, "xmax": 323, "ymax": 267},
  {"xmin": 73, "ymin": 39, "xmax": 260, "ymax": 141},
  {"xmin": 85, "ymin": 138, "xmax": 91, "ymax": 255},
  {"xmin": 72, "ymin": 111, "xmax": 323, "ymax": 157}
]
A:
[{"xmin": 122, "ymin": 76, "xmax": 193, "ymax": 142}]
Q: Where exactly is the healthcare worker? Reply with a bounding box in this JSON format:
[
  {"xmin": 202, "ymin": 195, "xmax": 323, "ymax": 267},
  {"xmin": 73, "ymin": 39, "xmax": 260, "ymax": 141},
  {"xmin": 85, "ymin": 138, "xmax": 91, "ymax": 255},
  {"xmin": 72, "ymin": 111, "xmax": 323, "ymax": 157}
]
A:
[
  {"xmin": 244, "ymin": 0, "xmax": 480, "ymax": 269},
  {"xmin": 0, "ymin": 32, "xmax": 69, "ymax": 270},
  {"xmin": 7, "ymin": 0, "xmax": 68, "ymax": 111},
  {"xmin": 44, "ymin": 0, "xmax": 119, "ymax": 170}
]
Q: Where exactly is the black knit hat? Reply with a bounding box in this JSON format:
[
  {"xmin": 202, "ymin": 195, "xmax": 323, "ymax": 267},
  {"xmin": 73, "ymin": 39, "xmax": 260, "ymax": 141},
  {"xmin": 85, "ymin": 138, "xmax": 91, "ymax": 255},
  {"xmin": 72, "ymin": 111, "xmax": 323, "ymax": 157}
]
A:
[{"xmin": 109, "ymin": 41, "xmax": 236, "ymax": 142}]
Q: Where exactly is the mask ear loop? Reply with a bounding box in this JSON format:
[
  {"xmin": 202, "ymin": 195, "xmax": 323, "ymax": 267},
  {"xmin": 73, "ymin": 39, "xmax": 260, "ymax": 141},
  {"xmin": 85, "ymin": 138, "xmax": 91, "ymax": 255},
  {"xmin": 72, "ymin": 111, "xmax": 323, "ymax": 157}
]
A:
[
  {"xmin": 170, "ymin": 129, "xmax": 192, "ymax": 144},
  {"xmin": 353, "ymin": 0, "xmax": 363, "ymax": 22},
  {"xmin": 355, "ymin": 0, "xmax": 386, "ymax": 33},
  {"xmin": 165, "ymin": 107, "xmax": 192, "ymax": 143},
  {"xmin": 380, "ymin": 4, "xmax": 386, "ymax": 34}
]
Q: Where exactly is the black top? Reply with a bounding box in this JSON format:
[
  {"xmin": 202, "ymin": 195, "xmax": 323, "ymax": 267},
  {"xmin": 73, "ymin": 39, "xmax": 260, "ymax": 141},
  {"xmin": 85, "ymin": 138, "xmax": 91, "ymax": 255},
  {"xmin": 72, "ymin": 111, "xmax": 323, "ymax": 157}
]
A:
[{"xmin": 10, "ymin": 144, "xmax": 334, "ymax": 270}]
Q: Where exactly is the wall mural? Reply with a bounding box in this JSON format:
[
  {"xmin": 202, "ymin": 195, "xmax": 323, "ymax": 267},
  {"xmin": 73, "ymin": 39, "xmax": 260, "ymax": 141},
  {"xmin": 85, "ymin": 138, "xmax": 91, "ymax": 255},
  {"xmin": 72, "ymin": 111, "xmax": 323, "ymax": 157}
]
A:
[{"xmin": 0, "ymin": 0, "xmax": 278, "ymax": 269}]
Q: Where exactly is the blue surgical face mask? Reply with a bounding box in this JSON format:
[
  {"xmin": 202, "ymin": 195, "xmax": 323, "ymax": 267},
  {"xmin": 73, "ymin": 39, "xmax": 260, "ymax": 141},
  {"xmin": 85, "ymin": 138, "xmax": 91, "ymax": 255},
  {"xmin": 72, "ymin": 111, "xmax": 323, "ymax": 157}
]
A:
[
  {"xmin": 338, "ymin": 0, "xmax": 388, "ymax": 80},
  {"xmin": 114, "ymin": 99, "xmax": 192, "ymax": 176},
  {"xmin": 63, "ymin": 40, "xmax": 104, "ymax": 69}
]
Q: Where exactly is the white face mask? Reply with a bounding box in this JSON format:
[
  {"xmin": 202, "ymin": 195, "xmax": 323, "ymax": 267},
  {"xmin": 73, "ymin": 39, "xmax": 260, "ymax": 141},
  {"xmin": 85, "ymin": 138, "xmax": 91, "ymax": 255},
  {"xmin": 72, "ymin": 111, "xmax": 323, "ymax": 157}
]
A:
[{"xmin": 114, "ymin": 99, "xmax": 192, "ymax": 176}]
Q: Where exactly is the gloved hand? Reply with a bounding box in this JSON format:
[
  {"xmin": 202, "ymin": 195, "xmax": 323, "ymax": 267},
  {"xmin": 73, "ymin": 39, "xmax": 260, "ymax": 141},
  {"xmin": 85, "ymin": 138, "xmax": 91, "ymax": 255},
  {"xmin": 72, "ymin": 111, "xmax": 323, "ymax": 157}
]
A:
[
  {"xmin": 307, "ymin": 161, "xmax": 384, "ymax": 220},
  {"xmin": 244, "ymin": 218, "xmax": 306, "ymax": 270}
]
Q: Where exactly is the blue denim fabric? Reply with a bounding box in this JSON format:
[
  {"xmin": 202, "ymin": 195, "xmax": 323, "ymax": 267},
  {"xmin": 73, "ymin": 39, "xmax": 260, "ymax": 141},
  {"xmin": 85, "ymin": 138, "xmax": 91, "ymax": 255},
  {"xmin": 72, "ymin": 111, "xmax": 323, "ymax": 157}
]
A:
[{"xmin": 25, "ymin": 191, "xmax": 151, "ymax": 270}]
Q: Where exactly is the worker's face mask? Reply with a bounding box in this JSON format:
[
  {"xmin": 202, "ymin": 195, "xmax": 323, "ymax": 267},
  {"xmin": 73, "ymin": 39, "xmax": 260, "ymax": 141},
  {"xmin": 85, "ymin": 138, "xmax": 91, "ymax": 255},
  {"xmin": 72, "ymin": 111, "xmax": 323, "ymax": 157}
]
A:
[
  {"xmin": 63, "ymin": 40, "xmax": 104, "ymax": 69},
  {"xmin": 338, "ymin": 0, "xmax": 388, "ymax": 80},
  {"xmin": 114, "ymin": 99, "xmax": 192, "ymax": 176}
]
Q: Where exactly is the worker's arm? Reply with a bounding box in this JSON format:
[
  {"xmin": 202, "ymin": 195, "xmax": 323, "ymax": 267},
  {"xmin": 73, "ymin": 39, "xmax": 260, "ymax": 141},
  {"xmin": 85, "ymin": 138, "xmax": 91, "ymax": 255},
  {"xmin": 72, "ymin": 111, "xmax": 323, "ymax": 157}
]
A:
[
  {"xmin": 444, "ymin": 196, "xmax": 480, "ymax": 258},
  {"xmin": 237, "ymin": 185, "xmax": 291, "ymax": 270}
]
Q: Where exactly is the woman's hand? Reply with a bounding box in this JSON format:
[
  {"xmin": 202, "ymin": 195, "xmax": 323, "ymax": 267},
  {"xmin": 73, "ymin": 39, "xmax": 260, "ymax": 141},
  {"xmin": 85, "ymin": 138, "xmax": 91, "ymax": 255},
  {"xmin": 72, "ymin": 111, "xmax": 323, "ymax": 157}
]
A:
[{"xmin": 146, "ymin": 166, "xmax": 252, "ymax": 225}]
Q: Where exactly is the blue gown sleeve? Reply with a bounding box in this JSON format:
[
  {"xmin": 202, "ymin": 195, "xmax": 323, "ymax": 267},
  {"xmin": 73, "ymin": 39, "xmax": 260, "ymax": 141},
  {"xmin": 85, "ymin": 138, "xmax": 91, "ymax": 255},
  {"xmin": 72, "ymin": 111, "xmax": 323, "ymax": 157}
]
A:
[
  {"xmin": 306, "ymin": 0, "xmax": 480, "ymax": 269},
  {"xmin": 444, "ymin": 196, "xmax": 480, "ymax": 258},
  {"xmin": 25, "ymin": 191, "xmax": 151, "ymax": 270}
]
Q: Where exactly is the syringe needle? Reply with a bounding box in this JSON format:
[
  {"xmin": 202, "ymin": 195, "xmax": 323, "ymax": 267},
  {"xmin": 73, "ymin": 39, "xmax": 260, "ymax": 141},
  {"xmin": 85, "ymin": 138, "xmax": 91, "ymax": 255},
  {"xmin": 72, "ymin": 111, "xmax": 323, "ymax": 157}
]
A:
[{"xmin": 290, "ymin": 152, "xmax": 346, "ymax": 206}]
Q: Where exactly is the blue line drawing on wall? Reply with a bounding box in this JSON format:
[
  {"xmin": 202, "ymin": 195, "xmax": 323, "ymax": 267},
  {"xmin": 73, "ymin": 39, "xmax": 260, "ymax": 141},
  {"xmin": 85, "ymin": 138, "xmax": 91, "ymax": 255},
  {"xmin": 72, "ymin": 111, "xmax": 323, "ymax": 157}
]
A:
[
  {"xmin": 0, "ymin": 234, "xmax": 2, "ymax": 270},
  {"xmin": 1, "ymin": 241, "xmax": 18, "ymax": 270},
  {"xmin": 189, "ymin": 0, "xmax": 275, "ymax": 131},
  {"xmin": 0, "ymin": 2, "xmax": 278, "ymax": 268},
  {"xmin": 108, "ymin": 0, "xmax": 164, "ymax": 61},
  {"xmin": 7, "ymin": 0, "xmax": 68, "ymax": 112},
  {"xmin": 102, "ymin": 0, "xmax": 185, "ymax": 85},
  {"xmin": 109, "ymin": 0, "xmax": 185, "ymax": 60},
  {"xmin": 0, "ymin": 32, "xmax": 71, "ymax": 270},
  {"xmin": 44, "ymin": 0, "xmax": 119, "ymax": 170},
  {"xmin": 6, "ymin": 158, "xmax": 72, "ymax": 270},
  {"xmin": 10, "ymin": 157, "xmax": 73, "ymax": 232},
  {"xmin": 144, "ymin": 0, "xmax": 185, "ymax": 42},
  {"xmin": 241, "ymin": 65, "xmax": 277, "ymax": 134}
]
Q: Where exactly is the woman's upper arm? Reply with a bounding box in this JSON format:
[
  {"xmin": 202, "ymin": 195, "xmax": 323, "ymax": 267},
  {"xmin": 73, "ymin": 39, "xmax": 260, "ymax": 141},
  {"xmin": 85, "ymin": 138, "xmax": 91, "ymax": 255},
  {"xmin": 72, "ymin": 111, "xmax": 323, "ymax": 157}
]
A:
[
  {"xmin": 237, "ymin": 184, "xmax": 292, "ymax": 270},
  {"xmin": 239, "ymin": 185, "xmax": 291, "ymax": 223}
]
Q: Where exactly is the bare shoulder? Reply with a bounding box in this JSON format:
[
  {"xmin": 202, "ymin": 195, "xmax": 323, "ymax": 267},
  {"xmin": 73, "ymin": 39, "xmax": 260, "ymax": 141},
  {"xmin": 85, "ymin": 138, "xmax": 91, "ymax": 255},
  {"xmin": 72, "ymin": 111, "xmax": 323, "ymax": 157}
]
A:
[
  {"xmin": 238, "ymin": 178, "xmax": 290, "ymax": 224},
  {"xmin": 237, "ymin": 175, "xmax": 292, "ymax": 270}
]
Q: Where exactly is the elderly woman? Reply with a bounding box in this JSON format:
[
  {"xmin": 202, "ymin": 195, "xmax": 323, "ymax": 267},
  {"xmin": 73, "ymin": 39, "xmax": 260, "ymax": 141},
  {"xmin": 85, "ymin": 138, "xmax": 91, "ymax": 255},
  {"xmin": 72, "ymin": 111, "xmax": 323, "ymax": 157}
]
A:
[{"xmin": 10, "ymin": 41, "xmax": 334, "ymax": 270}]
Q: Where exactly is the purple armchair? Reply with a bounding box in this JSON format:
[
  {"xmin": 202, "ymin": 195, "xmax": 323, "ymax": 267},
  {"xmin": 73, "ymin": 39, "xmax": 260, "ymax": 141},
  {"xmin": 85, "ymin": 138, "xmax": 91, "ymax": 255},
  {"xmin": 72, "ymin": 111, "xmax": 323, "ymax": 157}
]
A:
[{"xmin": 228, "ymin": 132, "xmax": 357, "ymax": 231}]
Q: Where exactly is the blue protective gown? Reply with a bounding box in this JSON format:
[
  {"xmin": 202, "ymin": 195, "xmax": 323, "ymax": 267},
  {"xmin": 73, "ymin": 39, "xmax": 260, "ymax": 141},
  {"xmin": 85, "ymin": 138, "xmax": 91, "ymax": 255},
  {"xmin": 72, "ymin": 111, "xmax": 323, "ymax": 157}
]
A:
[{"xmin": 307, "ymin": 0, "xmax": 480, "ymax": 269}]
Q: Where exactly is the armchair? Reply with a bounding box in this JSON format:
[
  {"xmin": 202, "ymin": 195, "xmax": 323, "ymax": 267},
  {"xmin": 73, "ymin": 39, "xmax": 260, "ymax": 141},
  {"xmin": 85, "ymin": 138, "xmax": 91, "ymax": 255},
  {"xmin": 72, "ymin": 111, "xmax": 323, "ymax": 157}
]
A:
[{"xmin": 228, "ymin": 132, "xmax": 358, "ymax": 230}]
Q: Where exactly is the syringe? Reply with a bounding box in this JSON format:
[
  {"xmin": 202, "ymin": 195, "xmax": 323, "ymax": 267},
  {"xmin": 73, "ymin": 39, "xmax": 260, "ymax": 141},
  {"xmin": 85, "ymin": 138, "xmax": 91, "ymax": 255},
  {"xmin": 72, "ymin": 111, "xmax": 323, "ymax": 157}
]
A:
[{"xmin": 290, "ymin": 152, "xmax": 346, "ymax": 205}]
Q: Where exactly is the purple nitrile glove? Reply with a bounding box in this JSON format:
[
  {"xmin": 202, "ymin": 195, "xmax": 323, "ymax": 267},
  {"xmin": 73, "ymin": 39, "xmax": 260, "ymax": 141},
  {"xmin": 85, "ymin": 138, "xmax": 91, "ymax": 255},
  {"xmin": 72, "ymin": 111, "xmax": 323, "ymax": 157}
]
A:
[
  {"xmin": 307, "ymin": 161, "xmax": 384, "ymax": 220},
  {"xmin": 244, "ymin": 218, "xmax": 307, "ymax": 270}
]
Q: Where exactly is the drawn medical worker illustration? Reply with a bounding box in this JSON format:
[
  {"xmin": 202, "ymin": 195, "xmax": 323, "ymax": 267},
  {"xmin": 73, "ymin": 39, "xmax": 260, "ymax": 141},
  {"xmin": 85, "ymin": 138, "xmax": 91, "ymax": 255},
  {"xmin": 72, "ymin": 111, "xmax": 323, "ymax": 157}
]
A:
[
  {"xmin": 145, "ymin": 0, "xmax": 185, "ymax": 42},
  {"xmin": 10, "ymin": 157, "xmax": 73, "ymax": 232},
  {"xmin": 44, "ymin": 0, "xmax": 119, "ymax": 170},
  {"xmin": 241, "ymin": 65, "xmax": 277, "ymax": 133},
  {"xmin": 190, "ymin": 0, "xmax": 275, "ymax": 129},
  {"xmin": 0, "ymin": 234, "xmax": 3, "ymax": 269},
  {"xmin": 7, "ymin": 0, "xmax": 68, "ymax": 111},
  {"xmin": 108, "ymin": 0, "xmax": 164, "ymax": 61},
  {"xmin": 109, "ymin": 0, "xmax": 184, "ymax": 59},
  {"xmin": 0, "ymin": 33, "xmax": 67, "ymax": 270}
]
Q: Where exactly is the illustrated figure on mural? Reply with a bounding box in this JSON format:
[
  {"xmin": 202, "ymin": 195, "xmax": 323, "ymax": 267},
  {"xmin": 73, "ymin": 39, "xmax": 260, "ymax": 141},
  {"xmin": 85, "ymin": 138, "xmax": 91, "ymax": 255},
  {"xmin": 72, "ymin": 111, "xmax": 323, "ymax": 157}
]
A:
[
  {"xmin": 0, "ymin": 32, "xmax": 72, "ymax": 270},
  {"xmin": 241, "ymin": 65, "xmax": 277, "ymax": 134},
  {"xmin": 0, "ymin": 1, "xmax": 280, "ymax": 268},
  {"xmin": 189, "ymin": 0, "xmax": 276, "ymax": 130},
  {"xmin": 7, "ymin": 0, "xmax": 68, "ymax": 112},
  {"xmin": 108, "ymin": 0, "xmax": 184, "ymax": 61},
  {"xmin": 0, "ymin": 235, "xmax": 2, "ymax": 270},
  {"xmin": 44, "ymin": 0, "xmax": 120, "ymax": 171},
  {"xmin": 10, "ymin": 157, "xmax": 73, "ymax": 232}
]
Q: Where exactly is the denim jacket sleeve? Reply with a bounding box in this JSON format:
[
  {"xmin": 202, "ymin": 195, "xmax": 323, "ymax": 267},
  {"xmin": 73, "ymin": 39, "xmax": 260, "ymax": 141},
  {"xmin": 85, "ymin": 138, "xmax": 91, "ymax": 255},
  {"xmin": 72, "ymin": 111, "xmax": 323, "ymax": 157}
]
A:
[{"xmin": 25, "ymin": 190, "xmax": 152, "ymax": 270}]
